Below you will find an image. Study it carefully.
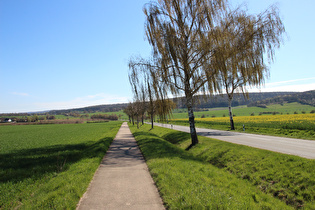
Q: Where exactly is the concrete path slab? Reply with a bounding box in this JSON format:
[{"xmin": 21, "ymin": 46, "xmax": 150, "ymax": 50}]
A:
[{"xmin": 77, "ymin": 122, "xmax": 165, "ymax": 210}]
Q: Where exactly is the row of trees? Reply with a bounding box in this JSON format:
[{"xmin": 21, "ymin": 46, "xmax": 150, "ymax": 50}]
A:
[
  {"xmin": 128, "ymin": 0, "xmax": 285, "ymax": 147},
  {"xmin": 123, "ymin": 99, "xmax": 176, "ymax": 129},
  {"xmin": 1, "ymin": 114, "xmax": 56, "ymax": 123}
]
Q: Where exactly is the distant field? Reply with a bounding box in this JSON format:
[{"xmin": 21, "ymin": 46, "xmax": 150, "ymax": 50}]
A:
[
  {"xmin": 1, "ymin": 111, "xmax": 128, "ymax": 123},
  {"xmin": 171, "ymin": 113, "xmax": 315, "ymax": 140},
  {"xmin": 172, "ymin": 102, "xmax": 315, "ymax": 119},
  {"xmin": 89, "ymin": 110, "xmax": 128, "ymax": 120},
  {"xmin": 52, "ymin": 110, "xmax": 128, "ymax": 120},
  {"xmin": 0, "ymin": 121, "xmax": 122, "ymax": 209}
]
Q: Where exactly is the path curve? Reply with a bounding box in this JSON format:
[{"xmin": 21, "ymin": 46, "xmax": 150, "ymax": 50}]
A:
[{"xmin": 153, "ymin": 123, "xmax": 315, "ymax": 159}]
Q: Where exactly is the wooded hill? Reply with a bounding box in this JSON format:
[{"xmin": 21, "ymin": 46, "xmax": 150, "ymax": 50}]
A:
[
  {"xmin": 48, "ymin": 103, "xmax": 128, "ymax": 115},
  {"xmin": 173, "ymin": 92, "xmax": 294, "ymax": 109},
  {"xmin": 248, "ymin": 90, "xmax": 315, "ymax": 107},
  {"xmin": 176, "ymin": 90, "xmax": 315, "ymax": 109},
  {"xmin": 46, "ymin": 90, "xmax": 314, "ymax": 115}
]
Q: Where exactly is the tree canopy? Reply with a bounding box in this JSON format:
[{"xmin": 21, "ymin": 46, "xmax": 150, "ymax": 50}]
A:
[
  {"xmin": 210, "ymin": 5, "xmax": 285, "ymax": 129},
  {"xmin": 129, "ymin": 0, "xmax": 285, "ymax": 147}
]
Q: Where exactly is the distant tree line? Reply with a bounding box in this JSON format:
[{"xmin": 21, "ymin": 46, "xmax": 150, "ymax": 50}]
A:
[
  {"xmin": 48, "ymin": 103, "xmax": 128, "ymax": 115},
  {"xmin": 0, "ymin": 114, "xmax": 56, "ymax": 123},
  {"xmin": 172, "ymin": 92, "xmax": 295, "ymax": 109},
  {"xmin": 248, "ymin": 90, "xmax": 315, "ymax": 107},
  {"xmin": 0, "ymin": 113, "xmax": 30, "ymax": 117},
  {"xmin": 90, "ymin": 114, "xmax": 118, "ymax": 121}
]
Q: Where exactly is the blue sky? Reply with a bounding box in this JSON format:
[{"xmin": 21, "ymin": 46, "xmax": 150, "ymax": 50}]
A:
[{"xmin": 1, "ymin": 0, "xmax": 314, "ymax": 113}]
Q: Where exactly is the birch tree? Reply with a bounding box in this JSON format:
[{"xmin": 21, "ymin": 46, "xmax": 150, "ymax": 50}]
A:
[
  {"xmin": 129, "ymin": 57, "xmax": 156, "ymax": 129},
  {"xmin": 210, "ymin": 6, "xmax": 285, "ymax": 130},
  {"xmin": 129, "ymin": 57, "xmax": 176, "ymax": 129},
  {"xmin": 123, "ymin": 102, "xmax": 135, "ymax": 125},
  {"xmin": 144, "ymin": 0, "xmax": 227, "ymax": 146}
]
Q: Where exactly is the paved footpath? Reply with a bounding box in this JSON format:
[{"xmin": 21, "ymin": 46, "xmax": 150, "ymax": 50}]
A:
[
  {"xmin": 77, "ymin": 122, "xmax": 165, "ymax": 210},
  {"xmin": 154, "ymin": 123, "xmax": 315, "ymax": 159}
]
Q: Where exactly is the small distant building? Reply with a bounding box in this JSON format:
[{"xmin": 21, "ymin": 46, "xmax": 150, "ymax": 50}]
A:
[{"xmin": 4, "ymin": 118, "xmax": 12, "ymax": 122}]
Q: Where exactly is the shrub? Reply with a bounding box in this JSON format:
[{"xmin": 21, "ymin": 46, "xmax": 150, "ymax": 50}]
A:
[
  {"xmin": 46, "ymin": 115, "xmax": 56, "ymax": 120},
  {"xmin": 257, "ymin": 104, "xmax": 268, "ymax": 108}
]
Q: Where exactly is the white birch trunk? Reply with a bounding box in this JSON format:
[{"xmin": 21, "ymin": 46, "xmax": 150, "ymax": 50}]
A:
[{"xmin": 228, "ymin": 97, "xmax": 235, "ymax": 130}]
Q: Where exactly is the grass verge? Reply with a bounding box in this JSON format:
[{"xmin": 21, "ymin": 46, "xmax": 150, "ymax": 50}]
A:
[
  {"xmin": 171, "ymin": 114, "xmax": 315, "ymax": 140},
  {"xmin": 0, "ymin": 121, "xmax": 122, "ymax": 209},
  {"xmin": 129, "ymin": 124, "xmax": 311, "ymax": 209}
]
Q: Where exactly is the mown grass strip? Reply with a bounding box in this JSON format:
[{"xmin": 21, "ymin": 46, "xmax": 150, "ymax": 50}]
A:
[
  {"xmin": 182, "ymin": 134, "xmax": 315, "ymax": 209},
  {"xmin": 129, "ymin": 124, "xmax": 296, "ymax": 209},
  {"xmin": 0, "ymin": 121, "xmax": 122, "ymax": 209}
]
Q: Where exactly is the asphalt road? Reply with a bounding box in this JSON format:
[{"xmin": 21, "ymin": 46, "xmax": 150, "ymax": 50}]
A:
[{"xmin": 153, "ymin": 123, "xmax": 315, "ymax": 159}]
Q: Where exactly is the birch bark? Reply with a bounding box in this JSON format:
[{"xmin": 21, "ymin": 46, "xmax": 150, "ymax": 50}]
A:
[{"xmin": 228, "ymin": 96, "xmax": 235, "ymax": 130}]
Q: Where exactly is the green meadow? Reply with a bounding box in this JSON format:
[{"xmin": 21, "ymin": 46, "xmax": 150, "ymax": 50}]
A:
[
  {"xmin": 129, "ymin": 124, "xmax": 315, "ymax": 209},
  {"xmin": 172, "ymin": 102, "xmax": 314, "ymax": 119},
  {"xmin": 0, "ymin": 121, "xmax": 122, "ymax": 209}
]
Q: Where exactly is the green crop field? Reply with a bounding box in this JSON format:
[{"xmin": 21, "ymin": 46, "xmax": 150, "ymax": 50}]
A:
[
  {"xmin": 0, "ymin": 121, "xmax": 122, "ymax": 209},
  {"xmin": 130, "ymin": 124, "xmax": 315, "ymax": 209},
  {"xmin": 172, "ymin": 102, "xmax": 315, "ymax": 119},
  {"xmin": 50, "ymin": 110, "xmax": 128, "ymax": 120}
]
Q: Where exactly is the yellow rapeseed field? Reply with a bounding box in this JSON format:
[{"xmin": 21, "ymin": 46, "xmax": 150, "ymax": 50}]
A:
[{"xmin": 173, "ymin": 114, "xmax": 315, "ymax": 131}]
